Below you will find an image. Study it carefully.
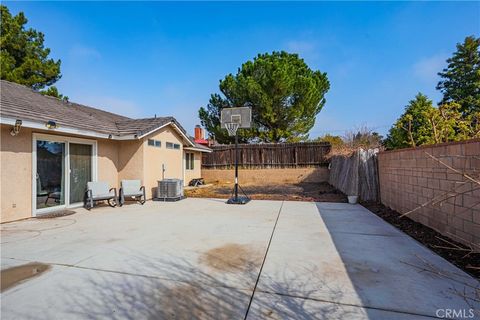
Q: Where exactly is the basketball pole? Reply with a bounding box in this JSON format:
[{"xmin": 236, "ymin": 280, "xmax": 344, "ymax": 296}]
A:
[
  {"xmin": 234, "ymin": 130, "xmax": 239, "ymax": 202},
  {"xmin": 222, "ymin": 106, "xmax": 251, "ymax": 205}
]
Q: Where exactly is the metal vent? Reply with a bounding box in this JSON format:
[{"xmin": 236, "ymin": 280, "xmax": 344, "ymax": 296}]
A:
[{"xmin": 155, "ymin": 179, "xmax": 184, "ymax": 201}]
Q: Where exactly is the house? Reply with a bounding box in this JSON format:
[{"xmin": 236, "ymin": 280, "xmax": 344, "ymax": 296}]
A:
[{"xmin": 0, "ymin": 80, "xmax": 211, "ymax": 222}]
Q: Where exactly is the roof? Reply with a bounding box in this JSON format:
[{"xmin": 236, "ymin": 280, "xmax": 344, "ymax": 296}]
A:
[
  {"xmin": 115, "ymin": 117, "xmax": 189, "ymax": 137},
  {"xmin": 184, "ymin": 139, "xmax": 213, "ymax": 153},
  {"xmin": 0, "ymin": 80, "xmax": 209, "ymax": 150},
  {"xmin": 1, "ymin": 80, "xmax": 129, "ymax": 135},
  {"xmin": 194, "ymin": 138, "xmax": 209, "ymax": 144}
]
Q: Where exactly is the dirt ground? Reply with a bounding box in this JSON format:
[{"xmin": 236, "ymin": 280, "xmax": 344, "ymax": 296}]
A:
[
  {"xmin": 185, "ymin": 182, "xmax": 347, "ymax": 202},
  {"xmin": 362, "ymin": 201, "xmax": 480, "ymax": 280}
]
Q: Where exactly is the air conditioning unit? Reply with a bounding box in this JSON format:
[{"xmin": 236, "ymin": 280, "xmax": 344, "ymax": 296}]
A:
[{"xmin": 154, "ymin": 179, "xmax": 184, "ymax": 201}]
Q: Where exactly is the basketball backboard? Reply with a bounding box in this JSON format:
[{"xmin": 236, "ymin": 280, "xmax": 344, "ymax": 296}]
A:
[{"xmin": 220, "ymin": 107, "xmax": 252, "ymax": 129}]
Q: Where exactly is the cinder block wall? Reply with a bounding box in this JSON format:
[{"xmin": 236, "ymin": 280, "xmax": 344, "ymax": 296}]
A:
[
  {"xmin": 202, "ymin": 167, "xmax": 329, "ymax": 184},
  {"xmin": 378, "ymin": 139, "xmax": 480, "ymax": 248}
]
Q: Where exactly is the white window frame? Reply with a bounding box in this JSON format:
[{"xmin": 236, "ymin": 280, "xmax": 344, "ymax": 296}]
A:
[
  {"xmin": 147, "ymin": 139, "xmax": 161, "ymax": 148},
  {"xmin": 32, "ymin": 133, "xmax": 98, "ymax": 217},
  {"xmin": 186, "ymin": 152, "xmax": 195, "ymax": 170}
]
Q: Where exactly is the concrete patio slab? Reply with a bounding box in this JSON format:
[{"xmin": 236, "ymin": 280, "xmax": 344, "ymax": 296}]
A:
[
  {"xmin": 1, "ymin": 199, "xmax": 478, "ymax": 319},
  {"xmin": 247, "ymin": 291, "xmax": 433, "ymax": 320},
  {"xmin": 2, "ymin": 200, "xmax": 281, "ymax": 291},
  {"xmin": 256, "ymin": 201, "xmax": 479, "ymax": 318},
  {"xmin": 2, "ymin": 265, "xmax": 251, "ymax": 320},
  {"xmin": 316, "ymin": 207, "xmax": 405, "ymax": 236}
]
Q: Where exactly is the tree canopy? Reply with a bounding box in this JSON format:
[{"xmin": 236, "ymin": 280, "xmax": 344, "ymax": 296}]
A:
[
  {"xmin": 384, "ymin": 93, "xmax": 479, "ymax": 149},
  {"xmin": 437, "ymin": 35, "xmax": 480, "ymax": 115},
  {"xmin": 0, "ymin": 5, "xmax": 63, "ymax": 97},
  {"xmin": 385, "ymin": 36, "xmax": 480, "ymax": 150},
  {"xmin": 199, "ymin": 51, "xmax": 330, "ymax": 143},
  {"xmin": 312, "ymin": 134, "xmax": 345, "ymax": 147},
  {"xmin": 384, "ymin": 93, "xmax": 435, "ymax": 149},
  {"xmin": 40, "ymin": 86, "xmax": 68, "ymax": 101}
]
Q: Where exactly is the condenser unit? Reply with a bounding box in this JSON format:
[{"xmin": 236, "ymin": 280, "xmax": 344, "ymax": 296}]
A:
[{"xmin": 154, "ymin": 179, "xmax": 184, "ymax": 201}]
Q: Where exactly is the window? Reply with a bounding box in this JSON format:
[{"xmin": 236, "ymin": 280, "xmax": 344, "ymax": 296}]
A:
[
  {"xmin": 166, "ymin": 142, "xmax": 181, "ymax": 150},
  {"xmin": 148, "ymin": 139, "xmax": 161, "ymax": 148},
  {"xmin": 186, "ymin": 153, "xmax": 194, "ymax": 170}
]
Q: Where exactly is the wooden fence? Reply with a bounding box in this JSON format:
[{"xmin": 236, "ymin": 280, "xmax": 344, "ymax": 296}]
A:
[
  {"xmin": 202, "ymin": 142, "xmax": 331, "ymax": 169},
  {"xmin": 329, "ymin": 148, "xmax": 379, "ymax": 201}
]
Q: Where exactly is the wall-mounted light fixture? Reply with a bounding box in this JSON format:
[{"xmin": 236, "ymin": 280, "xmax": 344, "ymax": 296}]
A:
[
  {"xmin": 45, "ymin": 121, "xmax": 58, "ymax": 129},
  {"xmin": 10, "ymin": 119, "xmax": 22, "ymax": 136}
]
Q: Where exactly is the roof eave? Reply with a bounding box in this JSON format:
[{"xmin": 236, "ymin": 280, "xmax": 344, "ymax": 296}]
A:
[
  {"xmin": 136, "ymin": 121, "xmax": 195, "ymax": 146},
  {"xmin": 183, "ymin": 146, "xmax": 212, "ymax": 153},
  {"xmin": 0, "ymin": 116, "xmax": 135, "ymax": 140},
  {"xmin": 1, "ymin": 117, "xmax": 196, "ymax": 146}
]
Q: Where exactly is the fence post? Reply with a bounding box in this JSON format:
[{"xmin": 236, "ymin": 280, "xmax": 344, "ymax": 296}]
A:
[{"xmin": 294, "ymin": 146, "xmax": 298, "ymax": 168}]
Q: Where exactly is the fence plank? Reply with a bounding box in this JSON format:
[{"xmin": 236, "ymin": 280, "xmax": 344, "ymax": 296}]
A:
[{"xmin": 202, "ymin": 142, "xmax": 331, "ymax": 169}]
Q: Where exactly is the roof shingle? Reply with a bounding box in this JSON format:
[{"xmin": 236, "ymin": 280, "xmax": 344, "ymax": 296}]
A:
[{"xmin": 0, "ymin": 80, "xmax": 192, "ymax": 140}]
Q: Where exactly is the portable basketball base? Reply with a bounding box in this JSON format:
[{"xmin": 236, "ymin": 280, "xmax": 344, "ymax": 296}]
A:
[{"xmin": 221, "ymin": 107, "xmax": 252, "ymax": 205}]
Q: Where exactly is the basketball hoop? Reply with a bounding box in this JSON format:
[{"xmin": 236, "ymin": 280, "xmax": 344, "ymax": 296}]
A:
[
  {"xmin": 220, "ymin": 106, "xmax": 252, "ymax": 205},
  {"xmin": 225, "ymin": 122, "xmax": 240, "ymax": 137}
]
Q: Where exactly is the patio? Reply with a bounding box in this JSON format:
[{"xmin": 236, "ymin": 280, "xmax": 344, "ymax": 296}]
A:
[{"xmin": 1, "ymin": 199, "xmax": 478, "ymax": 319}]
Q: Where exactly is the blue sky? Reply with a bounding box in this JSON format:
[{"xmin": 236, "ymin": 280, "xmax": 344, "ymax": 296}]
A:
[{"xmin": 5, "ymin": 1, "xmax": 479, "ymax": 138}]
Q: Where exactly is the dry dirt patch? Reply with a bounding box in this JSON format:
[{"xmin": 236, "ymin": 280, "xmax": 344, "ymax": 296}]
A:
[
  {"xmin": 186, "ymin": 182, "xmax": 346, "ymax": 202},
  {"xmin": 199, "ymin": 243, "xmax": 262, "ymax": 272},
  {"xmin": 1, "ymin": 262, "xmax": 51, "ymax": 292}
]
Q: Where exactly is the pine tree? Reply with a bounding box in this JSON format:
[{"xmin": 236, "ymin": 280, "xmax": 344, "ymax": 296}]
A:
[
  {"xmin": 0, "ymin": 5, "xmax": 62, "ymax": 91},
  {"xmin": 437, "ymin": 36, "xmax": 480, "ymax": 115}
]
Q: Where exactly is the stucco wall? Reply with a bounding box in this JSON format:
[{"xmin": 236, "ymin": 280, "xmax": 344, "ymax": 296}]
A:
[
  {"xmin": 118, "ymin": 140, "xmax": 144, "ymax": 184},
  {"xmin": 0, "ymin": 125, "xmax": 120, "ymax": 223},
  {"xmin": 1, "ymin": 125, "xmax": 33, "ymax": 222},
  {"xmin": 142, "ymin": 127, "xmax": 185, "ymax": 198},
  {"xmin": 378, "ymin": 139, "xmax": 480, "ymax": 248},
  {"xmin": 184, "ymin": 151, "xmax": 202, "ymax": 185},
  {"xmin": 202, "ymin": 167, "xmax": 330, "ymax": 184},
  {"xmin": 97, "ymin": 139, "xmax": 119, "ymax": 189}
]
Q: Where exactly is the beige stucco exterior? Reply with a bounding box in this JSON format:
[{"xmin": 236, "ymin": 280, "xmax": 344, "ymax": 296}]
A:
[
  {"xmin": 118, "ymin": 139, "xmax": 144, "ymax": 183},
  {"xmin": 1, "ymin": 125, "xmax": 32, "ymax": 222},
  {"xmin": 0, "ymin": 123, "xmax": 205, "ymax": 223},
  {"xmin": 143, "ymin": 126, "xmax": 184, "ymax": 198},
  {"xmin": 184, "ymin": 151, "xmax": 202, "ymax": 185},
  {"xmin": 97, "ymin": 139, "xmax": 119, "ymax": 189}
]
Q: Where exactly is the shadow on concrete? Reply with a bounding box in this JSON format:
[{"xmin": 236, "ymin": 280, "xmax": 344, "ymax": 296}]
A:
[
  {"xmin": 251, "ymin": 266, "xmax": 360, "ymax": 319},
  {"xmin": 314, "ymin": 203, "xmax": 480, "ymax": 319},
  {"xmin": 4, "ymin": 252, "xmax": 353, "ymax": 319}
]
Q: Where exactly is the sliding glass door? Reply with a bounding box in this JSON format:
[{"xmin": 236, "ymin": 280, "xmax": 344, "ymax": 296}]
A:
[
  {"xmin": 34, "ymin": 134, "xmax": 97, "ymax": 215},
  {"xmin": 69, "ymin": 143, "xmax": 92, "ymax": 204},
  {"xmin": 36, "ymin": 141, "xmax": 66, "ymax": 210}
]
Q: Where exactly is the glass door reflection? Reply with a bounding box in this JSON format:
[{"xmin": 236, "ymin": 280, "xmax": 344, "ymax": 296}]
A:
[
  {"xmin": 69, "ymin": 143, "xmax": 92, "ymax": 204},
  {"xmin": 36, "ymin": 140, "xmax": 65, "ymax": 209}
]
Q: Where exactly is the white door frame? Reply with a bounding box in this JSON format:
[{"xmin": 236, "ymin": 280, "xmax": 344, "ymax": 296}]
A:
[
  {"xmin": 32, "ymin": 133, "xmax": 98, "ymax": 217},
  {"xmin": 182, "ymin": 149, "xmax": 186, "ymax": 186}
]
